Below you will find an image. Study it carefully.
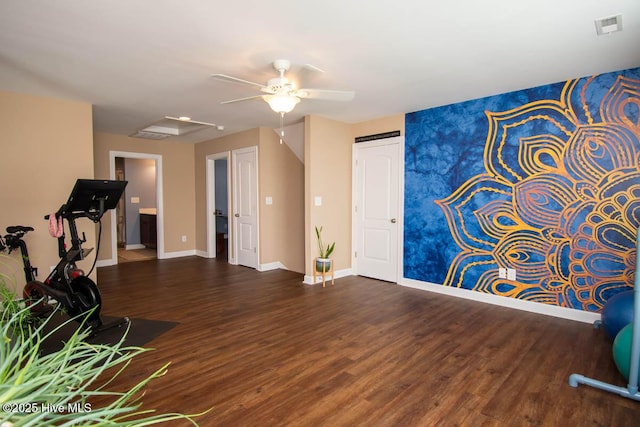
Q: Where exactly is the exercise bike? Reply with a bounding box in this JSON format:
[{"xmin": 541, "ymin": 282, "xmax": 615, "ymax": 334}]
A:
[{"xmin": 14, "ymin": 179, "xmax": 128, "ymax": 333}]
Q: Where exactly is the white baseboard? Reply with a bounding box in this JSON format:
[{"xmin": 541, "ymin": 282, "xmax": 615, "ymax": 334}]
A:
[
  {"xmin": 191, "ymin": 257, "xmax": 290, "ymax": 272},
  {"xmin": 399, "ymin": 278, "xmax": 600, "ymax": 324},
  {"xmin": 191, "ymin": 256, "xmax": 288, "ymax": 271},
  {"xmin": 125, "ymin": 244, "xmax": 145, "ymax": 250},
  {"xmin": 158, "ymin": 249, "xmax": 196, "ymax": 259},
  {"xmin": 259, "ymin": 261, "xmax": 285, "ymax": 271},
  {"xmin": 96, "ymin": 258, "xmax": 117, "ymax": 268},
  {"xmin": 196, "ymin": 250, "xmax": 211, "ymax": 258},
  {"xmin": 303, "ymin": 268, "xmax": 353, "ymax": 285}
]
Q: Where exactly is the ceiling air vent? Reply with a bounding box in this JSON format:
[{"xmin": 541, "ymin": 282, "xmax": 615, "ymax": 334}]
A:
[
  {"xmin": 129, "ymin": 130, "xmax": 171, "ymax": 140},
  {"xmin": 595, "ymin": 14, "xmax": 622, "ymax": 35}
]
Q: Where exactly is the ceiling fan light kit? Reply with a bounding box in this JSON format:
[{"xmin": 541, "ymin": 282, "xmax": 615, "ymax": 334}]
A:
[{"xmin": 264, "ymin": 94, "xmax": 300, "ymax": 113}]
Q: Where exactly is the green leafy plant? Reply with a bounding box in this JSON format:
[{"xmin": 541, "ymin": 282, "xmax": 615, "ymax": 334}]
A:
[
  {"xmin": 0, "ymin": 283, "xmax": 202, "ymax": 426},
  {"xmin": 315, "ymin": 226, "xmax": 335, "ymax": 259}
]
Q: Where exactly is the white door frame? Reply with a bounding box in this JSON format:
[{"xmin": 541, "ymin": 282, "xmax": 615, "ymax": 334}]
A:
[
  {"xmin": 206, "ymin": 152, "xmax": 232, "ymax": 261},
  {"xmin": 351, "ymin": 136, "xmax": 404, "ymax": 282},
  {"xmin": 107, "ymin": 151, "xmax": 164, "ymax": 263},
  {"xmin": 232, "ymin": 146, "xmax": 259, "ymax": 268}
]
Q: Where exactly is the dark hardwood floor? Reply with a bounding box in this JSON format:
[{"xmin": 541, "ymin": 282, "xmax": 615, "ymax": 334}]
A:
[{"xmin": 96, "ymin": 257, "xmax": 639, "ymax": 426}]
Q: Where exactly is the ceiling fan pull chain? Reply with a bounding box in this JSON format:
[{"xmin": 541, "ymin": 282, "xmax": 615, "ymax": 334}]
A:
[{"xmin": 279, "ymin": 112, "xmax": 285, "ymax": 144}]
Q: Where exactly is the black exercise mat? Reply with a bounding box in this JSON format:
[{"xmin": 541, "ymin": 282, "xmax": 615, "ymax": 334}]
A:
[{"xmin": 38, "ymin": 312, "xmax": 178, "ymax": 354}]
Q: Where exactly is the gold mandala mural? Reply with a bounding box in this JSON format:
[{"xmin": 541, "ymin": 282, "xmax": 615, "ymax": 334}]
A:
[{"xmin": 434, "ymin": 75, "xmax": 640, "ymax": 311}]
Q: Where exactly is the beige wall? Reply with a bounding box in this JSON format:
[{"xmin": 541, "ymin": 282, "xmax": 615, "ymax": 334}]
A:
[
  {"xmin": 0, "ymin": 90, "xmax": 94, "ymax": 293},
  {"xmin": 193, "ymin": 127, "xmax": 305, "ymax": 273},
  {"xmin": 305, "ymin": 115, "xmax": 353, "ymax": 276},
  {"xmin": 257, "ymin": 128, "xmax": 304, "ymax": 272},
  {"xmin": 93, "ymin": 132, "xmax": 196, "ymax": 259},
  {"xmin": 351, "ymin": 114, "xmax": 405, "ymax": 139}
]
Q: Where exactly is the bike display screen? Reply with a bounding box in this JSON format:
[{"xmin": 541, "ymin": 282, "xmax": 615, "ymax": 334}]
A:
[{"xmin": 64, "ymin": 179, "xmax": 128, "ymax": 214}]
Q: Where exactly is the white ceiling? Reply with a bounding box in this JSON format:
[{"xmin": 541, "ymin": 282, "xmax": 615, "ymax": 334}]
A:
[{"xmin": 1, "ymin": 0, "xmax": 638, "ymax": 143}]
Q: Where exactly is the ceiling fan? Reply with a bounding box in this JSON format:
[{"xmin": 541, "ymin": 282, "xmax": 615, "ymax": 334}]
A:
[{"xmin": 211, "ymin": 59, "xmax": 355, "ymax": 115}]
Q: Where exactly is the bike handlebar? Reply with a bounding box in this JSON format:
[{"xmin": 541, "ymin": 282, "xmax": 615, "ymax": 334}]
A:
[
  {"xmin": 45, "ymin": 204, "xmax": 65, "ymax": 220},
  {"xmin": 45, "ymin": 204, "xmax": 104, "ymax": 223}
]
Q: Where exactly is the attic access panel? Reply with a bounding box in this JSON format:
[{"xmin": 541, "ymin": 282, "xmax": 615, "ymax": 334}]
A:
[{"xmin": 130, "ymin": 116, "xmax": 222, "ymax": 139}]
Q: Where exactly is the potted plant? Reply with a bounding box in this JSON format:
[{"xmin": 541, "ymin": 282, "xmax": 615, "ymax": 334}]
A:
[
  {"xmin": 315, "ymin": 226, "xmax": 335, "ymax": 273},
  {"xmin": 0, "ymin": 282, "xmax": 201, "ymax": 426}
]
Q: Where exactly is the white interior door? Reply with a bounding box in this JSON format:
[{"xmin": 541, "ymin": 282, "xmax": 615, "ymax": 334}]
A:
[
  {"xmin": 354, "ymin": 138, "xmax": 401, "ymax": 282},
  {"xmin": 232, "ymin": 146, "xmax": 258, "ymax": 269}
]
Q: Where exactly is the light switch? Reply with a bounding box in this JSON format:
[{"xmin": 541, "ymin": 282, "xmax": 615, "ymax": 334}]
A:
[
  {"xmin": 131, "ymin": 196, "xmax": 140, "ymax": 204},
  {"xmin": 314, "ymin": 196, "xmax": 322, "ymax": 206},
  {"xmin": 266, "ymin": 196, "xmax": 273, "ymax": 205}
]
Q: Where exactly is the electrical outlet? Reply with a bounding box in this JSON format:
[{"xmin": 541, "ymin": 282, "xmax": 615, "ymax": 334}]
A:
[
  {"xmin": 181, "ymin": 235, "xmax": 187, "ymax": 242},
  {"xmin": 507, "ymin": 268, "xmax": 517, "ymax": 281},
  {"xmin": 498, "ymin": 268, "xmax": 507, "ymax": 279}
]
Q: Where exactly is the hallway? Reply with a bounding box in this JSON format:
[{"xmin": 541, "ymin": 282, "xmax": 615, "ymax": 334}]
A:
[{"xmin": 117, "ymin": 247, "xmax": 157, "ymax": 263}]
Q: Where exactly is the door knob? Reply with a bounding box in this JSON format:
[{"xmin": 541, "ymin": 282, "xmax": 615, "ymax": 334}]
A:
[
  {"xmin": 234, "ymin": 213, "xmax": 240, "ymax": 217},
  {"xmin": 391, "ymin": 218, "xmax": 397, "ymax": 223}
]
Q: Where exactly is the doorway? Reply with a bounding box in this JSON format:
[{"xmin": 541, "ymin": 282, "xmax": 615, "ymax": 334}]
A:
[
  {"xmin": 206, "ymin": 152, "xmax": 231, "ymax": 261},
  {"xmin": 109, "ymin": 151, "xmax": 164, "ymax": 264},
  {"xmin": 205, "ymin": 146, "xmax": 258, "ymax": 268},
  {"xmin": 115, "ymin": 157, "xmax": 157, "ymax": 263},
  {"xmin": 352, "ymin": 137, "xmax": 404, "ymax": 282}
]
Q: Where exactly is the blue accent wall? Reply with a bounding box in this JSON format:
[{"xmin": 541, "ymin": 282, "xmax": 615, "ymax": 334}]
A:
[{"xmin": 404, "ymin": 67, "xmax": 640, "ymax": 312}]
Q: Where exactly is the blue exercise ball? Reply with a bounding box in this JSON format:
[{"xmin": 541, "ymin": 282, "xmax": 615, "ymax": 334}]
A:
[{"xmin": 602, "ymin": 290, "xmax": 635, "ymax": 340}]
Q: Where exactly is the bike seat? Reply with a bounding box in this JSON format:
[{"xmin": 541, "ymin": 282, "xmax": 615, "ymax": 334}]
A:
[{"xmin": 6, "ymin": 225, "xmax": 34, "ymax": 234}]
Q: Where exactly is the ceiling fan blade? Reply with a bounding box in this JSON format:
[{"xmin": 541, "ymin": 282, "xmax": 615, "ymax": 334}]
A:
[
  {"xmin": 220, "ymin": 95, "xmax": 266, "ymax": 105},
  {"xmin": 302, "ymin": 63, "xmax": 325, "ymax": 73},
  {"xmin": 295, "ymin": 88, "xmax": 355, "ymax": 101},
  {"xmin": 211, "ymin": 74, "xmax": 266, "ymax": 89}
]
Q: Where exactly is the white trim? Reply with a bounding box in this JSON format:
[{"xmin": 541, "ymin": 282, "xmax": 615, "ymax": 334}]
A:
[
  {"xmin": 253, "ymin": 146, "xmax": 259, "ymax": 268},
  {"xmin": 96, "ymin": 258, "xmax": 117, "ymax": 268},
  {"xmin": 399, "ymin": 277, "xmax": 600, "ymax": 324},
  {"xmin": 303, "ymin": 268, "xmax": 354, "ymax": 285},
  {"xmin": 206, "ymin": 156, "xmax": 215, "ymax": 258},
  {"xmin": 159, "ymin": 249, "xmax": 196, "ymax": 259},
  {"xmin": 397, "ymin": 140, "xmax": 405, "ymax": 283},
  {"xmin": 259, "ymin": 261, "xmax": 285, "ymax": 272},
  {"xmin": 108, "ymin": 151, "xmax": 164, "ymax": 264},
  {"xmin": 181, "ymin": 255, "xmax": 287, "ymax": 272}
]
